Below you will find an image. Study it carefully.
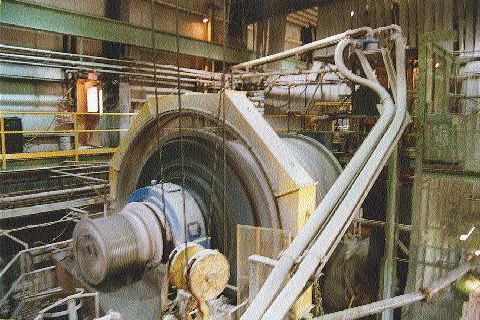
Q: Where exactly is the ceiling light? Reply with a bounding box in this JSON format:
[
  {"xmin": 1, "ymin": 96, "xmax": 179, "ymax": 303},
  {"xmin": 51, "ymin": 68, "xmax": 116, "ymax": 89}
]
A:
[
  {"xmin": 202, "ymin": 17, "xmax": 209, "ymax": 23},
  {"xmin": 350, "ymin": 11, "xmax": 355, "ymax": 17}
]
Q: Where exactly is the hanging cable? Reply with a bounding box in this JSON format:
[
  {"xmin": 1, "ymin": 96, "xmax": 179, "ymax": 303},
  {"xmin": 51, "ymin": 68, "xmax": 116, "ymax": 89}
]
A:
[
  {"xmin": 149, "ymin": 0, "xmax": 165, "ymax": 316},
  {"xmin": 221, "ymin": 0, "xmax": 229, "ymax": 254},
  {"xmin": 173, "ymin": 0, "xmax": 188, "ymax": 270}
]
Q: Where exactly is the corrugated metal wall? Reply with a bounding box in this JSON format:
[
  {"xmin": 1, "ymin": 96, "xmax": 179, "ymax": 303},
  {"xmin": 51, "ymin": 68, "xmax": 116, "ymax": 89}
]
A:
[{"xmin": 316, "ymin": 0, "xmax": 480, "ymax": 52}]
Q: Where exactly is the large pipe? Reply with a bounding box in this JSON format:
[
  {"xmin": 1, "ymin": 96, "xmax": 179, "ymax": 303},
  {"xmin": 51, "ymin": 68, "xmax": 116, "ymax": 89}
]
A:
[
  {"xmin": 315, "ymin": 260, "xmax": 477, "ymax": 320},
  {"xmin": 0, "ymin": 44, "xmax": 222, "ymax": 80},
  {"xmin": 240, "ymin": 29, "xmax": 401, "ymax": 320},
  {"xmin": 232, "ymin": 27, "xmax": 373, "ymax": 70},
  {"xmin": 261, "ymin": 31, "xmax": 408, "ymax": 319},
  {"xmin": 0, "ymin": 94, "xmax": 65, "ymax": 106},
  {"xmin": 265, "ymin": 63, "xmax": 352, "ymax": 110},
  {"xmin": 0, "ymin": 52, "xmax": 219, "ymax": 86}
]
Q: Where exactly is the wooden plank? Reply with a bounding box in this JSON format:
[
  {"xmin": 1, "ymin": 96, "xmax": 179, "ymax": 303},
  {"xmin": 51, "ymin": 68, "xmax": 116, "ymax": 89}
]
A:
[
  {"xmin": 368, "ymin": 0, "xmax": 376, "ymax": 27},
  {"xmin": 353, "ymin": 0, "xmax": 361, "ymax": 28},
  {"xmin": 358, "ymin": 0, "xmax": 367, "ymax": 27},
  {"xmin": 343, "ymin": 0, "xmax": 350, "ymax": 31},
  {"xmin": 386, "ymin": 0, "xmax": 393, "ymax": 25}
]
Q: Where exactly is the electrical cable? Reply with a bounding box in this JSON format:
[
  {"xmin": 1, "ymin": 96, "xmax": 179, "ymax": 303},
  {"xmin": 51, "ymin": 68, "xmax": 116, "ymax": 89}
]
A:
[
  {"xmin": 221, "ymin": 0, "xmax": 228, "ymax": 254},
  {"xmin": 149, "ymin": 0, "xmax": 165, "ymax": 315},
  {"xmin": 173, "ymin": 0, "xmax": 189, "ymax": 275}
]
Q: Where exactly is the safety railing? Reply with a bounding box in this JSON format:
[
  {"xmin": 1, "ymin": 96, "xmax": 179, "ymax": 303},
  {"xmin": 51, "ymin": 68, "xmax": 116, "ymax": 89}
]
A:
[
  {"xmin": 0, "ymin": 240, "xmax": 72, "ymax": 316},
  {"xmin": 0, "ymin": 111, "xmax": 137, "ymax": 169}
]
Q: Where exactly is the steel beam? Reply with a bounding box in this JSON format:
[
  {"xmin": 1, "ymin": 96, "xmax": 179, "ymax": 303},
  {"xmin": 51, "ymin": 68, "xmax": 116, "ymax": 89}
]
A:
[
  {"xmin": 0, "ymin": 196, "xmax": 107, "ymax": 219},
  {"xmin": 0, "ymin": 0, "xmax": 255, "ymax": 63}
]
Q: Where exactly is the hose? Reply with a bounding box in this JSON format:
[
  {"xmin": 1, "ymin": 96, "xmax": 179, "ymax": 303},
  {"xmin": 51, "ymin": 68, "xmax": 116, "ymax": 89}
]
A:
[
  {"xmin": 240, "ymin": 28, "xmax": 399, "ymax": 320},
  {"xmin": 261, "ymin": 31, "xmax": 408, "ymax": 319}
]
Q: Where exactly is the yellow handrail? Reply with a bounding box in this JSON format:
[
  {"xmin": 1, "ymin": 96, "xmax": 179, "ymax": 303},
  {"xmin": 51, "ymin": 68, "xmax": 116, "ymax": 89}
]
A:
[
  {"xmin": 0, "ymin": 103, "xmax": 355, "ymax": 169},
  {"xmin": 0, "ymin": 110, "xmax": 138, "ymax": 169},
  {"xmin": 1, "ymin": 113, "xmax": 6, "ymax": 169}
]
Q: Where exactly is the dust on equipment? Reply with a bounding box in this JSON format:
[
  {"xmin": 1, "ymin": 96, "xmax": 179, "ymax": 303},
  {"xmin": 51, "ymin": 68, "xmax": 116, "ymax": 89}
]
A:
[{"xmin": 67, "ymin": 91, "xmax": 341, "ymax": 319}]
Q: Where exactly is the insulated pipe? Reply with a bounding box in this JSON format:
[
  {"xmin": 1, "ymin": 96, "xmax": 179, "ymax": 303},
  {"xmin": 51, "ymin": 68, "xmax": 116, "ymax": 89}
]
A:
[
  {"xmin": 265, "ymin": 63, "xmax": 352, "ymax": 110},
  {"xmin": 0, "ymin": 53, "xmax": 218, "ymax": 85},
  {"xmin": 0, "ymin": 44, "xmax": 221, "ymax": 80},
  {"xmin": 231, "ymin": 27, "xmax": 373, "ymax": 70},
  {"xmin": 262, "ymin": 32, "xmax": 408, "ymax": 319},
  {"xmin": 0, "ymin": 58, "xmax": 196, "ymax": 89},
  {"xmin": 0, "ymin": 94, "xmax": 65, "ymax": 105},
  {"xmin": 0, "ymin": 43, "xmax": 220, "ymax": 77},
  {"xmin": 240, "ymin": 32, "xmax": 399, "ymax": 320}
]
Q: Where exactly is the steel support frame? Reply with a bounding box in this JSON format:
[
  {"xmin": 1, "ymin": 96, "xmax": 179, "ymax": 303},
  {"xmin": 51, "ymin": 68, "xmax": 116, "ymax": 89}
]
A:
[
  {"xmin": 380, "ymin": 147, "xmax": 399, "ymax": 320},
  {"xmin": 404, "ymin": 31, "xmax": 457, "ymax": 317},
  {"xmin": 0, "ymin": 0, "xmax": 255, "ymax": 63}
]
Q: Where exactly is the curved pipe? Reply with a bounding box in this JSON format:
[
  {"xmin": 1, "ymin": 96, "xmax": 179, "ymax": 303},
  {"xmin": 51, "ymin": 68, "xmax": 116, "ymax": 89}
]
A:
[
  {"xmin": 265, "ymin": 64, "xmax": 352, "ymax": 109},
  {"xmin": 262, "ymin": 32, "xmax": 408, "ymax": 319},
  {"xmin": 232, "ymin": 27, "xmax": 373, "ymax": 71},
  {"xmin": 240, "ymin": 32, "xmax": 399, "ymax": 320}
]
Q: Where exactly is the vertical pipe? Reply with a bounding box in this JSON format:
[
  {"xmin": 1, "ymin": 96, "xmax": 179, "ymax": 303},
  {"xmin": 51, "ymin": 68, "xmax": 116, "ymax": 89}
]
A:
[
  {"xmin": 381, "ymin": 147, "xmax": 398, "ymax": 320},
  {"xmin": 94, "ymin": 292, "xmax": 100, "ymax": 317},
  {"xmin": 1, "ymin": 113, "xmax": 6, "ymax": 170},
  {"xmin": 404, "ymin": 38, "xmax": 429, "ymax": 303},
  {"xmin": 118, "ymin": 82, "xmax": 131, "ymax": 139},
  {"xmin": 73, "ymin": 113, "xmax": 79, "ymax": 162},
  {"xmin": 205, "ymin": 7, "xmax": 213, "ymax": 74},
  {"xmin": 67, "ymin": 298, "xmax": 78, "ymax": 320}
]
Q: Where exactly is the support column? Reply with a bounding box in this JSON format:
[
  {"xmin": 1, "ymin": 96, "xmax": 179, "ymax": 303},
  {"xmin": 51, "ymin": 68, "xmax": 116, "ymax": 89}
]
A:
[
  {"xmin": 381, "ymin": 147, "xmax": 399, "ymax": 320},
  {"xmin": 103, "ymin": 0, "xmax": 130, "ymax": 145},
  {"xmin": 118, "ymin": 81, "xmax": 131, "ymax": 140}
]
